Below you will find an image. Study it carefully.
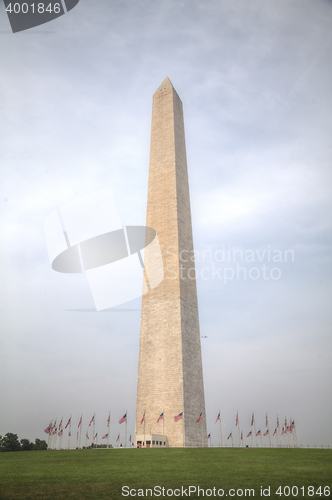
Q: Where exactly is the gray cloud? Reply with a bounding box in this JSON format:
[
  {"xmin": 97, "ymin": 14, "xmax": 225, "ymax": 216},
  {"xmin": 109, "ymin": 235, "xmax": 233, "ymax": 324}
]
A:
[{"xmin": 1, "ymin": 0, "xmax": 331, "ymax": 447}]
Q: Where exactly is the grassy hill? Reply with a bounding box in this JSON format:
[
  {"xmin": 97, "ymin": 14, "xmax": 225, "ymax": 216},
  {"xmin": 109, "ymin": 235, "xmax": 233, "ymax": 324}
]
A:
[{"xmin": 0, "ymin": 447, "xmax": 331, "ymax": 499}]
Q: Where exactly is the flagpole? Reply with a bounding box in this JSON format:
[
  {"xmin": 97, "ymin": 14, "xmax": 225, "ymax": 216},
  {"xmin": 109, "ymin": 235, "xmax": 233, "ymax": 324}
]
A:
[
  {"xmin": 253, "ymin": 412, "xmax": 257, "ymax": 448},
  {"xmin": 144, "ymin": 409, "xmax": 146, "ymax": 448},
  {"xmin": 267, "ymin": 413, "xmax": 271, "ymax": 447},
  {"xmin": 47, "ymin": 421, "xmax": 52, "ymax": 450},
  {"xmin": 290, "ymin": 417, "xmax": 295, "ymax": 448},
  {"xmin": 163, "ymin": 409, "xmax": 165, "ymax": 447},
  {"xmin": 201, "ymin": 411, "xmax": 203, "ymax": 447},
  {"xmin": 125, "ymin": 410, "xmax": 127, "ymax": 449},
  {"xmin": 277, "ymin": 414, "xmax": 280, "ymax": 447},
  {"xmin": 68, "ymin": 415, "xmax": 72, "ymax": 450},
  {"xmin": 79, "ymin": 414, "xmax": 82, "ymax": 449},
  {"xmin": 47, "ymin": 422, "xmax": 52, "ymax": 450},
  {"xmin": 52, "ymin": 419, "xmax": 57, "ymax": 450},
  {"xmin": 237, "ymin": 411, "xmax": 241, "ymax": 447},
  {"xmin": 50, "ymin": 424, "xmax": 53, "ymax": 450},
  {"xmin": 183, "ymin": 411, "xmax": 185, "ymax": 448},
  {"xmin": 54, "ymin": 426, "xmax": 58, "ymax": 450},
  {"xmin": 294, "ymin": 421, "xmax": 298, "ymax": 448},
  {"xmin": 60, "ymin": 416, "xmax": 63, "ymax": 450},
  {"xmin": 107, "ymin": 411, "xmax": 110, "ymax": 449},
  {"xmin": 285, "ymin": 416, "xmax": 290, "ymax": 448},
  {"xmin": 92, "ymin": 412, "xmax": 95, "ymax": 448},
  {"xmin": 219, "ymin": 410, "xmax": 222, "ymax": 448},
  {"xmin": 49, "ymin": 422, "xmax": 53, "ymax": 450}
]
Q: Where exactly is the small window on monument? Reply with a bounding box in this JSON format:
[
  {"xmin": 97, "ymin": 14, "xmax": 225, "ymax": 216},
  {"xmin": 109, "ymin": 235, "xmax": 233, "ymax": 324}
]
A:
[
  {"xmin": 164, "ymin": 442, "xmax": 166, "ymax": 446},
  {"xmin": 146, "ymin": 440, "xmax": 151, "ymax": 445},
  {"xmin": 152, "ymin": 441, "xmax": 155, "ymax": 444}
]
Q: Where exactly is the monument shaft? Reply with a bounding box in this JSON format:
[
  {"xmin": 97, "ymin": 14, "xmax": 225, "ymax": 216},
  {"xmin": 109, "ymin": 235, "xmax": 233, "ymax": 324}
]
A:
[{"xmin": 135, "ymin": 78, "xmax": 207, "ymax": 447}]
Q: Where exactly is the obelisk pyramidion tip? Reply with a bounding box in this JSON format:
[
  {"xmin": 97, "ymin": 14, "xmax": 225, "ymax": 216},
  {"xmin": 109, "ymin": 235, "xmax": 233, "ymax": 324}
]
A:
[{"xmin": 155, "ymin": 76, "xmax": 174, "ymax": 94}]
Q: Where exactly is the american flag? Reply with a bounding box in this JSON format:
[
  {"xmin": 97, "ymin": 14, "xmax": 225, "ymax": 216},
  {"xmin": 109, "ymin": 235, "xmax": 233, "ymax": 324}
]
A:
[
  {"xmin": 263, "ymin": 429, "xmax": 269, "ymax": 436},
  {"xmin": 174, "ymin": 412, "xmax": 183, "ymax": 423},
  {"xmin": 44, "ymin": 423, "xmax": 52, "ymax": 434},
  {"xmin": 157, "ymin": 412, "xmax": 164, "ymax": 423},
  {"xmin": 215, "ymin": 412, "xmax": 221, "ymax": 423},
  {"xmin": 58, "ymin": 419, "xmax": 63, "ymax": 430},
  {"xmin": 53, "ymin": 427, "xmax": 57, "ymax": 435},
  {"xmin": 266, "ymin": 413, "xmax": 268, "ymax": 427},
  {"xmin": 86, "ymin": 432, "xmax": 89, "ymax": 439},
  {"xmin": 256, "ymin": 430, "xmax": 261, "ymax": 436},
  {"xmin": 227, "ymin": 432, "xmax": 232, "ymax": 440},
  {"xmin": 102, "ymin": 433, "xmax": 108, "ymax": 439},
  {"xmin": 93, "ymin": 433, "xmax": 97, "ymax": 441},
  {"xmin": 65, "ymin": 417, "xmax": 71, "ymax": 429},
  {"xmin": 129, "ymin": 435, "xmax": 131, "ymax": 443},
  {"xmin": 277, "ymin": 416, "xmax": 279, "ymax": 428},
  {"xmin": 281, "ymin": 427, "xmax": 285, "ymax": 435},
  {"xmin": 273, "ymin": 428, "xmax": 277, "ymax": 436},
  {"xmin": 251, "ymin": 413, "xmax": 254, "ymax": 426},
  {"xmin": 207, "ymin": 433, "xmax": 211, "ymax": 439},
  {"xmin": 195, "ymin": 413, "xmax": 203, "ymax": 423},
  {"xmin": 140, "ymin": 413, "xmax": 145, "ymax": 425},
  {"xmin": 89, "ymin": 415, "xmax": 94, "ymax": 427},
  {"xmin": 68, "ymin": 431, "xmax": 71, "ymax": 437},
  {"xmin": 241, "ymin": 431, "xmax": 243, "ymax": 441},
  {"xmin": 119, "ymin": 413, "xmax": 127, "ymax": 424},
  {"xmin": 107, "ymin": 415, "xmax": 110, "ymax": 427},
  {"xmin": 285, "ymin": 417, "xmax": 287, "ymax": 428},
  {"xmin": 247, "ymin": 431, "xmax": 252, "ymax": 438},
  {"xmin": 116, "ymin": 434, "xmax": 120, "ymax": 442},
  {"xmin": 235, "ymin": 411, "xmax": 238, "ymax": 426},
  {"xmin": 58, "ymin": 429, "xmax": 63, "ymax": 437},
  {"xmin": 78, "ymin": 416, "xmax": 82, "ymax": 428}
]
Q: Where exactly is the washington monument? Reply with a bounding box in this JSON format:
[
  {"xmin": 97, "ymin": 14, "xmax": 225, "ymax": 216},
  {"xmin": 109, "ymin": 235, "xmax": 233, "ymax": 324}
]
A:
[{"xmin": 135, "ymin": 77, "xmax": 207, "ymax": 448}]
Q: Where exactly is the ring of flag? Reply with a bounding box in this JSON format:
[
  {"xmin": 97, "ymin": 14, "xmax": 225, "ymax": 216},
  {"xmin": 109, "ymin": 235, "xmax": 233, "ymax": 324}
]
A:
[
  {"xmin": 195, "ymin": 413, "xmax": 203, "ymax": 423},
  {"xmin": 119, "ymin": 413, "xmax": 127, "ymax": 424},
  {"xmin": 174, "ymin": 412, "xmax": 183, "ymax": 423}
]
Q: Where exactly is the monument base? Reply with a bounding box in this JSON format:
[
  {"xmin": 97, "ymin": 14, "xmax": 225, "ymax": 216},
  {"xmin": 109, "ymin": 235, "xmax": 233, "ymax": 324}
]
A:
[{"xmin": 135, "ymin": 433, "xmax": 168, "ymax": 448}]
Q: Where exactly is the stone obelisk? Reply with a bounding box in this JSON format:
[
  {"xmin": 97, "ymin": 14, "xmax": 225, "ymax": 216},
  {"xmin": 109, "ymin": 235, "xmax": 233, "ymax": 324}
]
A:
[{"xmin": 135, "ymin": 77, "xmax": 207, "ymax": 447}]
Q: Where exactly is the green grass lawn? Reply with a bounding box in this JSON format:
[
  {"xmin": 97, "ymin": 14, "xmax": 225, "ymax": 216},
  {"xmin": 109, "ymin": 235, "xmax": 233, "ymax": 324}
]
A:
[{"xmin": 0, "ymin": 448, "xmax": 331, "ymax": 499}]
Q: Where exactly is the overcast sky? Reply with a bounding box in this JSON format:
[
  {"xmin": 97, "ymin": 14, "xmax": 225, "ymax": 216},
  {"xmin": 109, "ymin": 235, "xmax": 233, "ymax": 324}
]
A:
[{"xmin": 1, "ymin": 0, "xmax": 331, "ymax": 448}]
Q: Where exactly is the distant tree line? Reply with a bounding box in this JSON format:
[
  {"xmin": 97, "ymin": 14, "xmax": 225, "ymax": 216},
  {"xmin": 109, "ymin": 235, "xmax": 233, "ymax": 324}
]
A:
[{"xmin": 0, "ymin": 433, "xmax": 47, "ymax": 452}]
